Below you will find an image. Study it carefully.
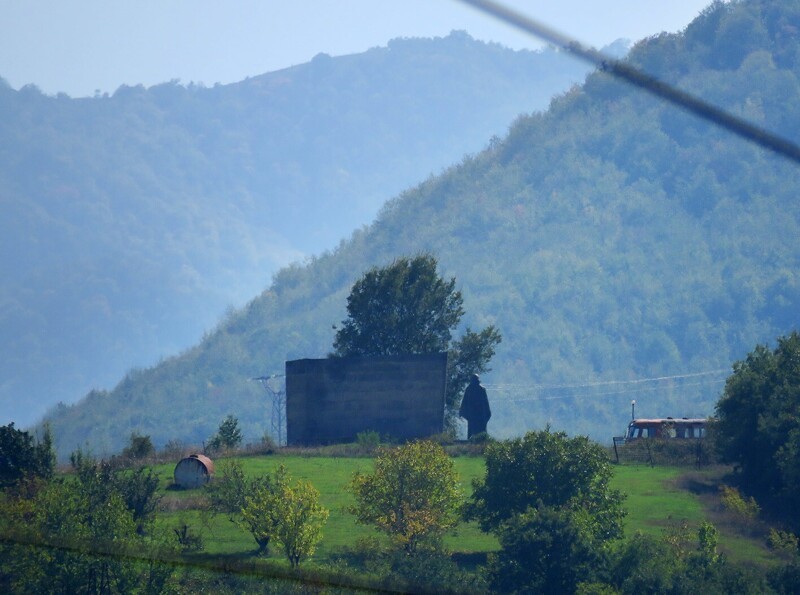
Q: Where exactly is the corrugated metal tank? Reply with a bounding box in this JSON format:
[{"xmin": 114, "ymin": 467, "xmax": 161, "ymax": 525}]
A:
[{"xmin": 173, "ymin": 454, "xmax": 214, "ymax": 489}]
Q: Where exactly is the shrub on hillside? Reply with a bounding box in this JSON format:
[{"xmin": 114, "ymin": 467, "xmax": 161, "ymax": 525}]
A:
[{"xmin": 719, "ymin": 485, "xmax": 760, "ymax": 523}]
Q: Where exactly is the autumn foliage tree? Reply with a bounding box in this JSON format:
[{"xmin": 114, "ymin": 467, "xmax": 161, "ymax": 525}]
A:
[
  {"xmin": 238, "ymin": 465, "xmax": 328, "ymax": 567},
  {"xmin": 272, "ymin": 472, "xmax": 329, "ymax": 568},
  {"xmin": 349, "ymin": 440, "xmax": 463, "ymax": 553}
]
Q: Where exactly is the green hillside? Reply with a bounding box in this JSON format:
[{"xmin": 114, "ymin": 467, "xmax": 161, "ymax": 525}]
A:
[
  {"xmin": 0, "ymin": 33, "xmax": 594, "ymax": 428},
  {"xmin": 45, "ymin": 0, "xmax": 800, "ymax": 458},
  {"xmin": 153, "ymin": 455, "xmax": 774, "ymax": 568}
]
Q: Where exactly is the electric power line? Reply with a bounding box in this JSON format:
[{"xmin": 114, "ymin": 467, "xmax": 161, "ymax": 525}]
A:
[
  {"xmin": 493, "ymin": 378, "xmax": 726, "ymax": 403},
  {"xmin": 484, "ymin": 368, "xmax": 728, "ymax": 392}
]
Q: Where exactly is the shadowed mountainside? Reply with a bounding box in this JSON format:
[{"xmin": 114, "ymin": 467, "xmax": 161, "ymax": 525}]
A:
[
  {"xmin": 1, "ymin": 32, "xmax": 598, "ymax": 427},
  {"xmin": 42, "ymin": 0, "xmax": 800, "ymax": 457}
]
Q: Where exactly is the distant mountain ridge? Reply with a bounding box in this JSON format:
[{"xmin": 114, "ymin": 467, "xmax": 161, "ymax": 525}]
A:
[
  {"xmin": 40, "ymin": 0, "xmax": 800, "ymax": 459},
  {"xmin": 0, "ymin": 32, "xmax": 596, "ymax": 427}
]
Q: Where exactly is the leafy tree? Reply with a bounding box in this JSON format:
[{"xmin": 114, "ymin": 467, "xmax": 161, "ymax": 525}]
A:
[
  {"xmin": 0, "ymin": 470, "xmax": 174, "ymax": 593},
  {"xmin": 332, "ymin": 535, "xmax": 486, "ymax": 593},
  {"xmin": 333, "ymin": 254, "xmax": 464, "ymax": 357},
  {"xmin": 70, "ymin": 450, "xmax": 161, "ymax": 536},
  {"xmin": 446, "ymin": 325, "xmax": 503, "ymax": 415},
  {"xmin": 470, "ymin": 430, "xmax": 625, "ymax": 593},
  {"xmin": 271, "ymin": 469, "xmax": 329, "ymax": 568},
  {"xmin": 609, "ymin": 520, "xmax": 764, "ymax": 594},
  {"xmin": 486, "ymin": 505, "xmax": 607, "ymax": 594},
  {"xmin": 233, "ymin": 464, "xmax": 280, "ymax": 555},
  {"xmin": 349, "ymin": 440, "xmax": 463, "ymax": 553},
  {"xmin": 206, "ymin": 459, "xmax": 257, "ymax": 516},
  {"xmin": 208, "ymin": 415, "xmax": 243, "ymax": 452},
  {"xmin": 466, "ymin": 428, "xmax": 625, "ymax": 541},
  {"xmin": 35, "ymin": 482, "xmax": 141, "ymax": 593},
  {"xmin": 234, "ymin": 466, "xmax": 285, "ymax": 555},
  {"xmin": 698, "ymin": 521, "xmax": 720, "ymax": 567},
  {"xmin": 238, "ymin": 480, "xmax": 280, "ymax": 555},
  {"xmin": 612, "ymin": 532, "xmax": 680, "ymax": 594},
  {"xmin": 206, "ymin": 460, "xmax": 327, "ymax": 563},
  {"xmin": 120, "ymin": 431, "xmax": 155, "ymax": 462},
  {"xmin": 208, "ymin": 460, "xmax": 284, "ymax": 555},
  {"xmin": 239, "ymin": 465, "xmax": 328, "ymax": 566},
  {"xmin": 114, "ymin": 466, "xmax": 162, "ymax": 535},
  {"xmin": 769, "ymin": 561, "xmax": 800, "ymax": 595},
  {"xmin": 332, "ymin": 255, "xmax": 501, "ymax": 421},
  {"xmin": 715, "ymin": 331, "xmax": 800, "ymax": 512},
  {"xmin": 0, "ymin": 423, "xmax": 54, "ymax": 488}
]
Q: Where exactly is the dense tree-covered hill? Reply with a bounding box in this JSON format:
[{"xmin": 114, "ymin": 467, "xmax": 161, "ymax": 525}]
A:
[
  {"xmin": 44, "ymin": 0, "xmax": 800, "ymax": 458},
  {"xmin": 0, "ymin": 33, "xmax": 597, "ymax": 427}
]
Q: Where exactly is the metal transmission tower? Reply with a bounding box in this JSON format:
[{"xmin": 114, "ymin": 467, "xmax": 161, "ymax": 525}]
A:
[{"xmin": 254, "ymin": 374, "xmax": 286, "ymax": 446}]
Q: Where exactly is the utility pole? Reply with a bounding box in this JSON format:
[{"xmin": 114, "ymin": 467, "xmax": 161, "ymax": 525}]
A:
[{"xmin": 254, "ymin": 374, "xmax": 286, "ymax": 446}]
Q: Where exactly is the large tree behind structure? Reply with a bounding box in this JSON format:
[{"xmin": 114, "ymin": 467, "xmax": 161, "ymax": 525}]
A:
[
  {"xmin": 333, "ymin": 255, "xmax": 464, "ymax": 357},
  {"xmin": 332, "ymin": 254, "xmax": 501, "ymax": 422}
]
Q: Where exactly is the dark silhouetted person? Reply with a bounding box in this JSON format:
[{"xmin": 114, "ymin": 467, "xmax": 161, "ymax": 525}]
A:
[{"xmin": 459, "ymin": 374, "xmax": 491, "ymax": 438}]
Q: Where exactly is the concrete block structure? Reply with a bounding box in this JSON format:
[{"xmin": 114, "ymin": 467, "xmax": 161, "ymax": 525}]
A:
[{"xmin": 285, "ymin": 352, "xmax": 447, "ymax": 446}]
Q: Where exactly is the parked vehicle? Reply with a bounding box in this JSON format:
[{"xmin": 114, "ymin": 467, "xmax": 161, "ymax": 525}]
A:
[{"xmin": 624, "ymin": 417, "xmax": 708, "ymax": 442}]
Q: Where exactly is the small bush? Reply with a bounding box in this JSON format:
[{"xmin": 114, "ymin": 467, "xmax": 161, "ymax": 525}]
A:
[
  {"xmin": 121, "ymin": 432, "xmax": 155, "ymax": 461},
  {"xmin": 173, "ymin": 522, "xmax": 204, "ymax": 552},
  {"xmin": 468, "ymin": 431, "xmax": 492, "ymax": 444},
  {"xmin": 427, "ymin": 429, "xmax": 457, "ymax": 445},
  {"xmin": 207, "ymin": 415, "xmax": 243, "ymax": 454},
  {"xmin": 331, "ymin": 537, "xmax": 485, "ymax": 594},
  {"xmin": 260, "ymin": 432, "xmax": 276, "ymax": 452},
  {"xmin": 356, "ymin": 430, "xmax": 381, "ymax": 450},
  {"xmin": 242, "ymin": 433, "xmax": 277, "ymax": 455},
  {"xmin": 159, "ymin": 491, "xmax": 208, "ymax": 512},
  {"xmin": 443, "ymin": 442, "xmax": 487, "ymax": 456},
  {"xmin": 161, "ymin": 439, "xmax": 189, "ymax": 461},
  {"xmin": 720, "ymin": 485, "xmax": 760, "ymax": 522},
  {"xmin": 616, "ymin": 438, "xmax": 718, "ymax": 466},
  {"xmin": 768, "ymin": 528, "xmax": 799, "ymax": 558}
]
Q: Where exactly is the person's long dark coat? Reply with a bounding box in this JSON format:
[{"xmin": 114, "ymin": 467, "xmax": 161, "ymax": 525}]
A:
[{"xmin": 459, "ymin": 376, "xmax": 491, "ymax": 438}]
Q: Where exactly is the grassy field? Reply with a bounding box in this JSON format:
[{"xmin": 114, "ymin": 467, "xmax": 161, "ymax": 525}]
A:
[
  {"xmin": 613, "ymin": 465, "xmax": 705, "ymax": 535},
  {"xmin": 153, "ymin": 453, "xmax": 777, "ymax": 567},
  {"xmin": 609, "ymin": 465, "xmax": 775, "ymax": 565},
  {"xmin": 155, "ymin": 454, "xmax": 496, "ymax": 561}
]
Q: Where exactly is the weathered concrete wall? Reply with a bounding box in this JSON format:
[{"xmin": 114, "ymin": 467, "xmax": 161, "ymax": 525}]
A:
[{"xmin": 286, "ymin": 353, "xmax": 447, "ymax": 446}]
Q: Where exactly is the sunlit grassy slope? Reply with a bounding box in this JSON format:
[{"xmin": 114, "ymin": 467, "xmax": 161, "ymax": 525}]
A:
[{"xmin": 153, "ymin": 454, "xmax": 776, "ymax": 566}]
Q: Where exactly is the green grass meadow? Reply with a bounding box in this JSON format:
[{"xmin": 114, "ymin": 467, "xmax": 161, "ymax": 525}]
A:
[
  {"xmin": 153, "ymin": 454, "xmax": 776, "ymax": 567},
  {"xmin": 612, "ymin": 465, "xmax": 704, "ymax": 535}
]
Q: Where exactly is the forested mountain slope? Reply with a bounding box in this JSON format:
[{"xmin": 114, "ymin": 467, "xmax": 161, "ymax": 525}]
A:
[
  {"xmin": 45, "ymin": 0, "xmax": 800, "ymax": 458},
  {"xmin": 0, "ymin": 32, "xmax": 595, "ymax": 427}
]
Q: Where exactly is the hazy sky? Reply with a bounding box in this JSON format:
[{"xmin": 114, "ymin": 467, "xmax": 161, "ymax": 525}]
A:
[{"xmin": 0, "ymin": 0, "xmax": 713, "ymax": 97}]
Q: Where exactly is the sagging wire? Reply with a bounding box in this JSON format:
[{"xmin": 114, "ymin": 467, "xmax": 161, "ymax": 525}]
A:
[{"xmin": 456, "ymin": 0, "xmax": 800, "ymax": 164}]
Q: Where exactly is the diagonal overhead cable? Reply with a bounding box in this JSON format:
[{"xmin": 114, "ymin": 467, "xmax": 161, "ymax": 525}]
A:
[{"xmin": 456, "ymin": 0, "xmax": 800, "ymax": 164}]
